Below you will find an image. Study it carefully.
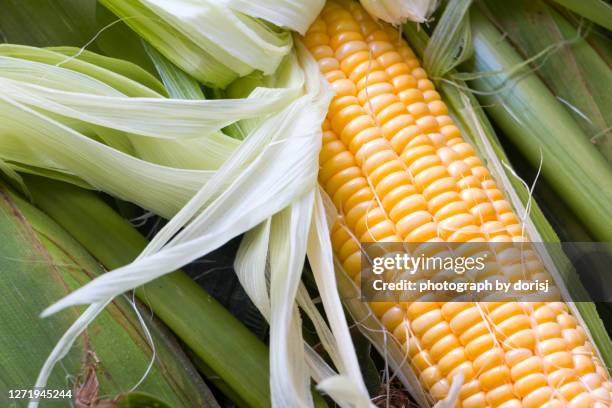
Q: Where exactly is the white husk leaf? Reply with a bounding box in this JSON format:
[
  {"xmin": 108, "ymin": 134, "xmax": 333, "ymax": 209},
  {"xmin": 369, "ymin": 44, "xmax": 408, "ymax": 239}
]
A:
[
  {"xmin": 140, "ymin": 0, "xmax": 291, "ymax": 75},
  {"xmin": 0, "ymin": 94, "xmax": 213, "ymax": 217},
  {"xmin": 235, "ymin": 216, "xmax": 372, "ymax": 408},
  {"xmin": 317, "ymin": 376, "xmax": 372, "ymax": 408},
  {"xmin": 100, "ymin": 0, "xmax": 322, "ymax": 86},
  {"xmin": 0, "ymin": 52, "xmax": 314, "ymax": 215},
  {"xmin": 33, "ymin": 42, "xmax": 364, "ymax": 406},
  {"xmin": 40, "ymin": 92, "xmax": 324, "ymax": 312},
  {"xmin": 306, "ymin": 189, "xmax": 371, "ymax": 398},
  {"xmin": 222, "ymin": 0, "xmax": 325, "ymax": 35},
  {"xmin": 359, "ymin": 0, "xmax": 440, "ymax": 24},
  {"xmin": 268, "ymin": 192, "xmax": 316, "ymax": 407}
]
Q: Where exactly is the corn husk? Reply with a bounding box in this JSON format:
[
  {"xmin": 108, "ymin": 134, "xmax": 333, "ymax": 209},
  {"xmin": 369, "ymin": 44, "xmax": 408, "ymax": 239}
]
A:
[
  {"xmin": 456, "ymin": 7, "xmax": 612, "ymax": 243},
  {"xmin": 482, "ymin": 0, "xmax": 612, "ymax": 163},
  {"xmin": 99, "ymin": 0, "xmax": 324, "ymax": 87},
  {"xmin": 0, "ymin": 182, "xmax": 216, "ymax": 408},
  {"xmin": 360, "ymin": 0, "xmax": 439, "ymax": 24},
  {"xmin": 10, "ymin": 39, "xmax": 372, "ymax": 407},
  {"xmin": 24, "ymin": 176, "xmax": 273, "ymax": 408},
  {"xmin": 549, "ymin": 0, "xmax": 612, "ymax": 31},
  {"xmin": 0, "ymin": 44, "xmax": 305, "ymax": 217}
]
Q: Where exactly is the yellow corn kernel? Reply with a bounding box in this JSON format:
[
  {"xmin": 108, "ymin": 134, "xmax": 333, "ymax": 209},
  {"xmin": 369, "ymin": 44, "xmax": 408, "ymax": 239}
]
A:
[{"xmin": 304, "ymin": 1, "xmax": 612, "ymax": 406}]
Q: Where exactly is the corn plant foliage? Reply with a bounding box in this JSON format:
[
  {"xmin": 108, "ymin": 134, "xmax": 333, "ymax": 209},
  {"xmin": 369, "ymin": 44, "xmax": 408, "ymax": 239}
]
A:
[{"xmin": 0, "ymin": 183, "xmax": 214, "ymax": 408}]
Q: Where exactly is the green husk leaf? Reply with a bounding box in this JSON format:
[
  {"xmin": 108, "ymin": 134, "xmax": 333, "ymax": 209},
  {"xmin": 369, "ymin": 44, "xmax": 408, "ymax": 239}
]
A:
[
  {"xmin": 116, "ymin": 392, "xmax": 174, "ymax": 408},
  {"xmin": 482, "ymin": 0, "xmax": 612, "ymax": 162},
  {"xmin": 24, "ymin": 176, "xmax": 272, "ymax": 408},
  {"xmin": 0, "ymin": 182, "xmax": 216, "ymax": 408},
  {"xmin": 145, "ymin": 43, "xmax": 204, "ymax": 100},
  {"xmin": 0, "ymin": 0, "xmax": 98, "ymax": 48},
  {"xmin": 549, "ymin": 0, "xmax": 612, "ymax": 31},
  {"xmin": 0, "ymin": 44, "xmax": 163, "ymax": 97},
  {"xmin": 47, "ymin": 46, "xmax": 167, "ymax": 95},
  {"xmin": 458, "ymin": 7, "xmax": 612, "ymax": 243},
  {"xmin": 0, "ymin": 157, "xmax": 30, "ymax": 198},
  {"xmin": 423, "ymin": 0, "xmax": 473, "ymax": 78}
]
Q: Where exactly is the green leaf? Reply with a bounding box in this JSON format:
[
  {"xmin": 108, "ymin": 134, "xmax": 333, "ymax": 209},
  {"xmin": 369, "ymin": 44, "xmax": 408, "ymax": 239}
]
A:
[
  {"xmin": 145, "ymin": 43, "xmax": 204, "ymax": 100},
  {"xmin": 48, "ymin": 46, "xmax": 167, "ymax": 96},
  {"xmin": 550, "ymin": 0, "xmax": 612, "ymax": 31},
  {"xmin": 0, "ymin": 182, "xmax": 216, "ymax": 408},
  {"xmin": 24, "ymin": 176, "xmax": 273, "ymax": 408},
  {"xmin": 116, "ymin": 392, "xmax": 174, "ymax": 408},
  {"xmin": 0, "ymin": 44, "xmax": 162, "ymax": 97},
  {"xmin": 460, "ymin": 8, "xmax": 612, "ymax": 243},
  {"xmin": 482, "ymin": 0, "xmax": 612, "ymax": 162},
  {"xmin": 0, "ymin": 0, "xmax": 98, "ymax": 48},
  {"xmin": 423, "ymin": 0, "xmax": 473, "ymax": 79}
]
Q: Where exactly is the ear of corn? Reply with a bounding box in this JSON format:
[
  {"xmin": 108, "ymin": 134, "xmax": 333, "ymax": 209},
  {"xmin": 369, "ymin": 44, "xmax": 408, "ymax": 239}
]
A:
[
  {"xmin": 403, "ymin": 8, "xmax": 612, "ymax": 369},
  {"xmin": 304, "ymin": 1, "xmax": 612, "ymax": 407}
]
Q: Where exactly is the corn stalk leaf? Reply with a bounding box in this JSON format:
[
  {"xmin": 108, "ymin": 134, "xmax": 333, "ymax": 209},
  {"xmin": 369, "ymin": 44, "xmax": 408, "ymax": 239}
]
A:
[{"xmin": 423, "ymin": 0, "xmax": 473, "ymax": 78}]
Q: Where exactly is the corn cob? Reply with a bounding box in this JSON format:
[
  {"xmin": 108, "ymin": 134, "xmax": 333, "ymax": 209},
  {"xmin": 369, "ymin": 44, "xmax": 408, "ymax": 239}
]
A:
[{"xmin": 304, "ymin": 1, "xmax": 612, "ymax": 407}]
